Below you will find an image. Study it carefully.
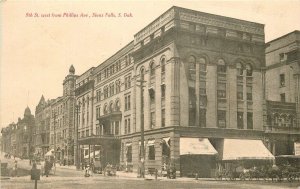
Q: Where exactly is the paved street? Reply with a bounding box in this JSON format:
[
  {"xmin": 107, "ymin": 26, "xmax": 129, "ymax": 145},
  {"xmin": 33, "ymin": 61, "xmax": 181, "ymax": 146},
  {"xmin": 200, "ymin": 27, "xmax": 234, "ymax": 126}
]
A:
[{"xmin": 1, "ymin": 175, "xmax": 300, "ymax": 189}]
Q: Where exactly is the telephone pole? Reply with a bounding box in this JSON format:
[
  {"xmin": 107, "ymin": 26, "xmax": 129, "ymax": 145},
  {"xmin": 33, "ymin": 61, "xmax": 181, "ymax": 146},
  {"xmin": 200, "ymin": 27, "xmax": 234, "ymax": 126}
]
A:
[
  {"xmin": 74, "ymin": 104, "xmax": 80, "ymax": 170},
  {"xmin": 136, "ymin": 79, "xmax": 146, "ymax": 178}
]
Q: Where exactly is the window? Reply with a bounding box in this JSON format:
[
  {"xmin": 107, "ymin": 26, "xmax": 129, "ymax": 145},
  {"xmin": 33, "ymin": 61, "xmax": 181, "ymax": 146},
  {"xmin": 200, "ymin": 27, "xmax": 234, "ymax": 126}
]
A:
[
  {"xmin": 125, "ymin": 94, "xmax": 131, "ymax": 111},
  {"xmin": 161, "ymin": 84, "xmax": 166, "ymax": 99},
  {"xmin": 189, "ymin": 88, "xmax": 196, "ymax": 126},
  {"xmin": 115, "ymin": 100, "xmax": 120, "ymax": 111},
  {"xmin": 280, "ymin": 93, "xmax": 286, "ymax": 102},
  {"xmin": 237, "ymin": 112, "xmax": 244, "ymax": 129},
  {"xmin": 200, "ymin": 81, "xmax": 206, "ymax": 95},
  {"xmin": 161, "ymin": 109, "xmax": 165, "ymax": 127},
  {"xmin": 286, "ymin": 50, "xmax": 298, "ymax": 62},
  {"xmin": 104, "ymin": 86, "xmax": 109, "ymax": 98},
  {"xmin": 218, "ymin": 110, "xmax": 226, "ymax": 128},
  {"xmin": 150, "ymin": 61, "xmax": 155, "ymax": 76},
  {"xmin": 115, "ymin": 121, "xmax": 119, "ymax": 135},
  {"xmin": 86, "ymin": 130, "xmax": 89, "ymax": 137},
  {"xmin": 280, "ymin": 74, "xmax": 285, "ymax": 87},
  {"xmin": 199, "ymin": 58, "xmax": 206, "ymax": 72},
  {"xmin": 97, "ymin": 73, "xmax": 101, "ymax": 82},
  {"xmin": 237, "ymin": 85, "xmax": 243, "ymax": 100},
  {"xmin": 149, "ymin": 89, "xmax": 155, "ymax": 104},
  {"xmin": 103, "ymin": 105, "xmax": 108, "ymax": 114},
  {"xmin": 217, "ymin": 59, "xmax": 226, "ymax": 73},
  {"xmin": 217, "ymin": 83, "xmax": 226, "ymax": 98},
  {"xmin": 127, "ymin": 118, "xmax": 130, "ymax": 134},
  {"xmin": 279, "ymin": 53, "xmax": 285, "ymax": 62},
  {"xmin": 161, "ymin": 58, "xmax": 166, "ymax": 74},
  {"xmin": 124, "ymin": 119, "xmax": 128, "ymax": 134},
  {"xmin": 109, "ymin": 103, "xmax": 114, "ymax": 113},
  {"xmin": 151, "ymin": 112, "xmax": 155, "ymax": 129},
  {"xmin": 96, "ymin": 106, "xmax": 100, "ymax": 119},
  {"xmin": 247, "ymin": 86, "xmax": 252, "ymax": 101},
  {"xmin": 247, "ymin": 112, "xmax": 253, "ymax": 129},
  {"xmin": 246, "ymin": 64, "xmax": 252, "ymax": 76},
  {"xmin": 140, "ymin": 68, "xmax": 145, "ymax": 81},
  {"xmin": 188, "ymin": 56, "xmax": 196, "ymax": 80},
  {"xmin": 125, "ymin": 75, "xmax": 131, "ymax": 90},
  {"xmin": 96, "ymin": 125, "xmax": 100, "ymax": 135},
  {"xmin": 148, "ymin": 145, "xmax": 155, "ymax": 160},
  {"xmin": 110, "ymin": 83, "xmax": 114, "ymax": 96},
  {"xmin": 236, "ymin": 63, "xmax": 243, "ymax": 76},
  {"xmin": 116, "ymin": 80, "xmax": 121, "ymax": 93},
  {"xmin": 199, "ymin": 109, "xmax": 206, "ymax": 127},
  {"xmin": 126, "ymin": 146, "xmax": 132, "ymax": 162}
]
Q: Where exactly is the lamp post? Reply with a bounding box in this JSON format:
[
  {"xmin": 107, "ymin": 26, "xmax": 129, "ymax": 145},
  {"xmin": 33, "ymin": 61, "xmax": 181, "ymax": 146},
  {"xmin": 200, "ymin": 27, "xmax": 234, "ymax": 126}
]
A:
[
  {"xmin": 53, "ymin": 111, "xmax": 57, "ymax": 175},
  {"xmin": 136, "ymin": 78, "xmax": 146, "ymax": 178},
  {"xmin": 74, "ymin": 104, "xmax": 81, "ymax": 170}
]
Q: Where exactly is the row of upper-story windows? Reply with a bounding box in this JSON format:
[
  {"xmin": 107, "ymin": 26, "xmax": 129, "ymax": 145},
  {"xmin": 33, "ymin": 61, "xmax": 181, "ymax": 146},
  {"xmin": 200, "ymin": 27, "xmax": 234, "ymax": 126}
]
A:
[
  {"xmin": 96, "ymin": 98, "xmax": 123, "ymax": 118},
  {"xmin": 96, "ymin": 55, "xmax": 132, "ymax": 83},
  {"xmin": 96, "ymin": 75, "xmax": 131, "ymax": 102}
]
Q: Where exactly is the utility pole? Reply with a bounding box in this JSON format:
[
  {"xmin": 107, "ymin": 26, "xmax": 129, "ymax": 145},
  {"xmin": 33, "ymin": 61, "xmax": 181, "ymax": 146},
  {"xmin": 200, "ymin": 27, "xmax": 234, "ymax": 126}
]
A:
[
  {"xmin": 136, "ymin": 79, "xmax": 146, "ymax": 178},
  {"xmin": 74, "ymin": 104, "xmax": 80, "ymax": 170},
  {"xmin": 53, "ymin": 111, "xmax": 57, "ymax": 175}
]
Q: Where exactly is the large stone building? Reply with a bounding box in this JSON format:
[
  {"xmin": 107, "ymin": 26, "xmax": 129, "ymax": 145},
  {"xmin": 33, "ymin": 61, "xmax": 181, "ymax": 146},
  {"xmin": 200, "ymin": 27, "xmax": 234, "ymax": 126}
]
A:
[
  {"xmin": 265, "ymin": 30, "xmax": 300, "ymax": 157},
  {"xmin": 49, "ymin": 66, "xmax": 77, "ymax": 163},
  {"xmin": 34, "ymin": 95, "xmax": 52, "ymax": 157},
  {"xmin": 75, "ymin": 6, "xmax": 274, "ymax": 177},
  {"xmin": 1, "ymin": 107, "xmax": 35, "ymax": 158}
]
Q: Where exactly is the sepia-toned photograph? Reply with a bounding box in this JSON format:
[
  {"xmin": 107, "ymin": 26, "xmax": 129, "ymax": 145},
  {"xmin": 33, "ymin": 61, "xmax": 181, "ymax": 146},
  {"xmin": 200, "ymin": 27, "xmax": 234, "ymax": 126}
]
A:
[{"xmin": 1, "ymin": 1, "xmax": 300, "ymax": 188}]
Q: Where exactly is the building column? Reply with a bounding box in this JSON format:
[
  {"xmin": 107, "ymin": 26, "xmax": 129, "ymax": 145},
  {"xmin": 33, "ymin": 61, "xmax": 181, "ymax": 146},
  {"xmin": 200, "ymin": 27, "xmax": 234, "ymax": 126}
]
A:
[
  {"xmin": 294, "ymin": 73, "xmax": 300, "ymax": 128},
  {"xmin": 169, "ymin": 57, "xmax": 181, "ymax": 126}
]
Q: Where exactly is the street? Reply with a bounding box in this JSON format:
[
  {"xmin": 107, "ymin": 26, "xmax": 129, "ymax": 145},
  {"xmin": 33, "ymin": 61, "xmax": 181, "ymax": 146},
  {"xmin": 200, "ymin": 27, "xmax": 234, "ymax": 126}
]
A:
[{"xmin": 1, "ymin": 175, "xmax": 300, "ymax": 189}]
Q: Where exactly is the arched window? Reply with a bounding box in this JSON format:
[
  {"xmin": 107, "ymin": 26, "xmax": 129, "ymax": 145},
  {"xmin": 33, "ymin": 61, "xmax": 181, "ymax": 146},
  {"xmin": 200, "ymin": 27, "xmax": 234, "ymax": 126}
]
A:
[
  {"xmin": 103, "ymin": 104, "xmax": 108, "ymax": 115},
  {"xmin": 110, "ymin": 83, "xmax": 115, "ymax": 96},
  {"xmin": 199, "ymin": 58, "xmax": 206, "ymax": 72},
  {"xmin": 150, "ymin": 61, "xmax": 155, "ymax": 76},
  {"xmin": 116, "ymin": 80, "xmax": 121, "ymax": 93},
  {"xmin": 188, "ymin": 56, "xmax": 196, "ymax": 80},
  {"xmin": 161, "ymin": 57, "xmax": 166, "ymax": 74},
  {"xmin": 246, "ymin": 64, "xmax": 253, "ymax": 76},
  {"xmin": 236, "ymin": 62, "xmax": 243, "ymax": 76},
  {"xmin": 115, "ymin": 100, "xmax": 120, "ymax": 111},
  {"xmin": 109, "ymin": 102, "xmax": 114, "ymax": 113},
  {"xmin": 140, "ymin": 67, "xmax": 145, "ymax": 81},
  {"xmin": 217, "ymin": 59, "xmax": 226, "ymax": 73}
]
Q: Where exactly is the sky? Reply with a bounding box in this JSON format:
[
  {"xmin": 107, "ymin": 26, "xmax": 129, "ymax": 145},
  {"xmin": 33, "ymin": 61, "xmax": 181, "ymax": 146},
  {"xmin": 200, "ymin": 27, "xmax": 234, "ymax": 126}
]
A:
[{"xmin": 1, "ymin": 0, "xmax": 300, "ymax": 129}]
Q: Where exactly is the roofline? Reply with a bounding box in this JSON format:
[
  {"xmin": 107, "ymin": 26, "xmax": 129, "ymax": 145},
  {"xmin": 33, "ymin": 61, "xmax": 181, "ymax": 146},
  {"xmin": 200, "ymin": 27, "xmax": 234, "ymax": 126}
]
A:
[
  {"xmin": 76, "ymin": 67, "xmax": 95, "ymax": 78},
  {"xmin": 266, "ymin": 30, "xmax": 300, "ymax": 44},
  {"xmin": 95, "ymin": 40, "xmax": 134, "ymax": 69}
]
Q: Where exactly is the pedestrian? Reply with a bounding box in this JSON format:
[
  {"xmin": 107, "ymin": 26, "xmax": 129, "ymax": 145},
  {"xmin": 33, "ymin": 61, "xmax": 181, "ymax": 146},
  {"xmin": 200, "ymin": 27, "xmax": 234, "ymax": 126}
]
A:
[
  {"xmin": 13, "ymin": 160, "xmax": 18, "ymax": 177},
  {"xmin": 44, "ymin": 160, "xmax": 50, "ymax": 177}
]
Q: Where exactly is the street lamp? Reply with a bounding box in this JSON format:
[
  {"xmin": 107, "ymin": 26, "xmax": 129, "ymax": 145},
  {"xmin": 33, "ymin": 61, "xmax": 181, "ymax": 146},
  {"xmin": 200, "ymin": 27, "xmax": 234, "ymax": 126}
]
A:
[
  {"xmin": 74, "ymin": 103, "xmax": 81, "ymax": 170},
  {"xmin": 136, "ymin": 79, "xmax": 146, "ymax": 178}
]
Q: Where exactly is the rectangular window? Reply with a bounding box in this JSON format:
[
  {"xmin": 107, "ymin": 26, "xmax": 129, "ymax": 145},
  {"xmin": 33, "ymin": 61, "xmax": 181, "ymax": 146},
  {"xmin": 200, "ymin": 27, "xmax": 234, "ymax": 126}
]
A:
[
  {"xmin": 246, "ymin": 86, "xmax": 252, "ymax": 101},
  {"xmin": 237, "ymin": 112, "xmax": 244, "ymax": 129},
  {"xmin": 237, "ymin": 85, "xmax": 243, "ymax": 100},
  {"xmin": 150, "ymin": 112, "xmax": 155, "ymax": 129},
  {"xmin": 280, "ymin": 93, "xmax": 286, "ymax": 102},
  {"xmin": 161, "ymin": 109, "xmax": 165, "ymax": 127},
  {"xmin": 280, "ymin": 74, "xmax": 285, "ymax": 87},
  {"xmin": 161, "ymin": 85, "xmax": 165, "ymax": 99},
  {"xmin": 217, "ymin": 110, "xmax": 226, "ymax": 128},
  {"xmin": 217, "ymin": 83, "xmax": 226, "ymax": 98},
  {"xmin": 247, "ymin": 112, "xmax": 253, "ymax": 129},
  {"xmin": 279, "ymin": 53, "xmax": 285, "ymax": 61},
  {"xmin": 200, "ymin": 81, "xmax": 206, "ymax": 95},
  {"xmin": 126, "ymin": 146, "xmax": 132, "ymax": 162},
  {"xmin": 199, "ymin": 109, "xmax": 206, "ymax": 127},
  {"xmin": 148, "ymin": 145, "xmax": 155, "ymax": 160},
  {"xmin": 127, "ymin": 119, "xmax": 130, "ymax": 134},
  {"xmin": 124, "ymin": 119, "xmax": 128, "ymax": 134},
  {"xmin": 115, "ymin": 121, "xmax": 119, "ymax": 135}
]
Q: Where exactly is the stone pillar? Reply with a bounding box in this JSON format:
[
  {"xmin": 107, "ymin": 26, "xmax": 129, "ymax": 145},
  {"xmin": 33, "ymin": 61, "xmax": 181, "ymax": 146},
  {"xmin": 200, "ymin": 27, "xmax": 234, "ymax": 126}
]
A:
[{"xmin": 169, "ymin": 57, "xmax": 181, "ymax": 126}]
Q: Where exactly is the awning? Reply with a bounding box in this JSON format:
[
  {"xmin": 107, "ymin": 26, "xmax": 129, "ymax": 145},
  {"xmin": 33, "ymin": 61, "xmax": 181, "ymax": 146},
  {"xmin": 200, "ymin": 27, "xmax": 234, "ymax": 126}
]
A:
[
  {"xmin": 45, "ymin": 149, "xmax": 54, "ymax": 156},
  {"xmin": 222, "ymin": 139, "xmax": 275, "ymax": 160},
  {"xmin": 180, "ymin": 138, "xmax": 218, "ymax": 155},
  {"xmin": 84, "ymin": 150, "xmax": 100, "ymax": 159}
]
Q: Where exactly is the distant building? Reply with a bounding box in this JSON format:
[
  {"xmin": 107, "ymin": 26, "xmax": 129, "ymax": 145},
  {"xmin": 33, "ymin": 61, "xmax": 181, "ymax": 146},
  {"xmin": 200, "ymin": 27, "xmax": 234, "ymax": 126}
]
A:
[
  {"xmin": 34, "ymin": 95, "xmax": 52, "ymax": 157},
  {"xmin": 1, "ymin": 107, "xmax": 35, "ymax": 158},
  {"xmin": 265, "ymin": 30, "xmax": 300, "ymax": 157}
]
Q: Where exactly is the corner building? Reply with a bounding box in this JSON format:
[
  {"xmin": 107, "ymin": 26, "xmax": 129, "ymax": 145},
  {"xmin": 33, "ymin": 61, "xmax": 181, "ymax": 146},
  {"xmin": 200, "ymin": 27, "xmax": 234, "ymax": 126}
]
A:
[{"xmin": 79, "ymin": 6, "xmax": 269, "ymax": 177}]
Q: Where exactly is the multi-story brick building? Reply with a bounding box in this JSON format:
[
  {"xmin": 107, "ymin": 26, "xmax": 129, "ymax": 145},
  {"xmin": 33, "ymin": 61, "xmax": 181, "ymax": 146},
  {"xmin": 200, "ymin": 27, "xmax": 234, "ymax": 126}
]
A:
[
  {"xmin": 1, "ymin": 107, "xmax": 35, "ymax": 158},
  {"xmin": 34, "ymin": 95, "xmax": 52, "ymax": 157},
  {"xmin": 49, "ymin": 65, "xmax": 77, "ymax": 163},
  {"xmin": 265, "ymin": 30, "xmax": 300, "ymax": 158},
  {"xmin": 76, "ymin": 6, "xmax": 274, "ymax": 177}
]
